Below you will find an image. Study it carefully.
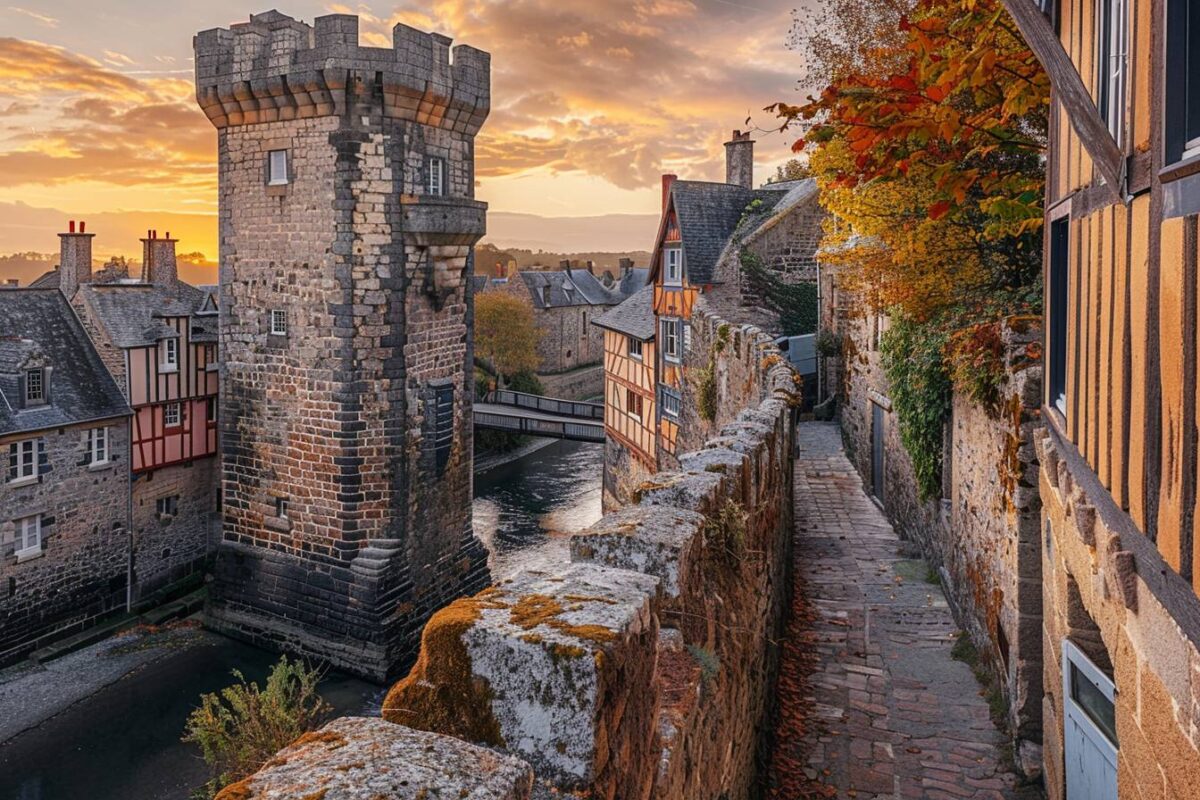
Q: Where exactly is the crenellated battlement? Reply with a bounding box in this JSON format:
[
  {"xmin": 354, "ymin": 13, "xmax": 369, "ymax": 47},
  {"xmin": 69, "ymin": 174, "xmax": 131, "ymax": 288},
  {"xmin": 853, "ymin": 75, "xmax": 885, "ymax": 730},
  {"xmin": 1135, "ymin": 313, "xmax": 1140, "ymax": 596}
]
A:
[{"xmin": 193, "ymin": 11, "xmax": 489, "ymax": 133}]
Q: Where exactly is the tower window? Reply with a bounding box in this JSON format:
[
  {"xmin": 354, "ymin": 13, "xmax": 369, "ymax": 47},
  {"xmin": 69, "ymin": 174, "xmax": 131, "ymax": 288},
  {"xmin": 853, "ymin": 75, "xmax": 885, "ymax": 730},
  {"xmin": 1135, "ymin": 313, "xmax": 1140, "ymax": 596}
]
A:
[
  {"xmin": 268, "ymin": 150, "xmax": 289, "ymax": 186},
  {"xmin": 271, "ymin": 309, "xmax": 288, "ymax": 336},
  {"xmin": 275, "ymin": 496, "xmax": 289, "ymax": 519},
  {"xmin": 428, "ymin": 157, "xmax": 445, "ymax": 196}
]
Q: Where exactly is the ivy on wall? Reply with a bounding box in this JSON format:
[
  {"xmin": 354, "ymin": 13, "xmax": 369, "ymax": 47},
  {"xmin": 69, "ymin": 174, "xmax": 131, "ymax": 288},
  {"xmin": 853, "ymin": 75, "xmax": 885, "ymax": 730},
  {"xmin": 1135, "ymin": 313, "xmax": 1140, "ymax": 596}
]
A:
[
  {"xmin": 879, "ymin": 317, "xmax": 951, "ymax": 501},
  {"xmin": 739, "ymin": 250, "xmax": 818, "ymax": 337}
]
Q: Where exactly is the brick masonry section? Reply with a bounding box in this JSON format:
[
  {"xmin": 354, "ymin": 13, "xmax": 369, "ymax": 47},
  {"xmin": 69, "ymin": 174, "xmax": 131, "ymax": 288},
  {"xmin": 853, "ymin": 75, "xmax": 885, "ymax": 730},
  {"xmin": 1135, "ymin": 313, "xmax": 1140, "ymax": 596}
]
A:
[{"xmin": 769, "ymin": 422, "xmax": 1035, "ymax": 800}]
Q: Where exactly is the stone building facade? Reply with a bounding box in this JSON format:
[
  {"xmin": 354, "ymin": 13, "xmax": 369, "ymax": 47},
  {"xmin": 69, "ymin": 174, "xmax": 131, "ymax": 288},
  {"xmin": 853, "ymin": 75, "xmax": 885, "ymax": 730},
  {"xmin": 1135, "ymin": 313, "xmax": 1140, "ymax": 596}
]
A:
[
  {"xmin": 818, "ymin": 264, "xmax": 1046, "ymax": 771},
  {"xmin": 195, "ymin": 10, "xmax": 492, "ymax": 680},
  {"xmin": 0, "ymin": 290, "xmax": 132, "ymax": 666}
]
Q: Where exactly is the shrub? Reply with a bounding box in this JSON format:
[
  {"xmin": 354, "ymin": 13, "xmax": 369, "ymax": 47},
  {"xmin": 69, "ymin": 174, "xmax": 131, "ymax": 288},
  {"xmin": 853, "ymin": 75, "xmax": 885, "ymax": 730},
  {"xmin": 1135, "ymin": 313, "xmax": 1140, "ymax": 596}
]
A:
[
  {"xmin": 879, "ymin": 317, "xmax": 951, "ymax": 501},
  {"xmin": 947, "ymin": 321, "xmax": 1007, "ymax": 414},
  {"xmin": 182, "ymin": 656, "xmax": 331, "ymax": 799},
  {"xmin": 696, "ymin": 364, "xmax": 718, "ymax": 423}
]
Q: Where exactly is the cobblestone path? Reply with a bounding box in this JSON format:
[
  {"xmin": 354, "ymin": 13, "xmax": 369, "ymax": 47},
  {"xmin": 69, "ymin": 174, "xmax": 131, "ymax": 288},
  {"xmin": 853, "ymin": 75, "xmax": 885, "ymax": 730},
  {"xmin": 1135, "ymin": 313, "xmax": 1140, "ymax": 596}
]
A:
[{"xmin": 768, "ymin": 422, "xmax": 1036, "ymax": 800}]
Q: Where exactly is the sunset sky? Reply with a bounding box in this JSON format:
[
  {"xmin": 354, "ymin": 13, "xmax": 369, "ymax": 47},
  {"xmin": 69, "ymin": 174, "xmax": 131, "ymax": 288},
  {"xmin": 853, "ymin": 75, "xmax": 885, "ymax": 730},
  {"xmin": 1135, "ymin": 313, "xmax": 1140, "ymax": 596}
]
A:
[{"xmin": 0, "ymin": 1, "xmax": 808, "ymax": 261}]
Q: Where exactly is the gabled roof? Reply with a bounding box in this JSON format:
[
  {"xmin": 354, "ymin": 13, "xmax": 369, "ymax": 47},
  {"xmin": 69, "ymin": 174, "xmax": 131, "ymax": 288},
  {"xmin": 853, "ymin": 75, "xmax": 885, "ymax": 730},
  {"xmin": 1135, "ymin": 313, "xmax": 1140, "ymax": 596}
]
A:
[
  {"xmin": 657, "ymin": 181, "xmax": 782, "ymax": 286},
  {"xmin": 517, "ymin": 269, "xmax": 623, "ymax": 309},
  {"xmin": 76, "ymin": 284, "xmax": 200, "ymax": 348},
  {"xmin": 0, "ymin": 289, "xmax": 131, "ymax": 436},
  {"xmin": 593, "ymin": 284, "xmax": 656, "ymax": 341},
  {"xmin": 614, "ymin": 268, "xmax": 650, "ymax": 298},
  {"xmin": 714, "ymin": 179, "xmax": 819, "ymax": 265}
]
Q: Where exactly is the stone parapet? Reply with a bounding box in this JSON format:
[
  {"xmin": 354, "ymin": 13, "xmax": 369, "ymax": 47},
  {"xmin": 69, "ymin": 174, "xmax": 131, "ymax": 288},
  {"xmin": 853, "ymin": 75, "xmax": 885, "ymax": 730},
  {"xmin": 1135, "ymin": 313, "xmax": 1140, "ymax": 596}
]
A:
[
  {"xmin": 231, "ymin": 309, "xmax": 801, "ymax": 798},
  {"xmin": 195, "ymin": 11, "xmax": 489, "ymax": 133}
]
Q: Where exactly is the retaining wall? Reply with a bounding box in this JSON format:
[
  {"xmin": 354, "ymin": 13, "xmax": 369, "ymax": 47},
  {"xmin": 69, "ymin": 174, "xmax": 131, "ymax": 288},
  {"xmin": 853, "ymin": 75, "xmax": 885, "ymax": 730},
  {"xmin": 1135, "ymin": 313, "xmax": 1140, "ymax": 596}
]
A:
[{"xmin": 222, "ymin": 312, "xmax": 801, "ymax": 800}]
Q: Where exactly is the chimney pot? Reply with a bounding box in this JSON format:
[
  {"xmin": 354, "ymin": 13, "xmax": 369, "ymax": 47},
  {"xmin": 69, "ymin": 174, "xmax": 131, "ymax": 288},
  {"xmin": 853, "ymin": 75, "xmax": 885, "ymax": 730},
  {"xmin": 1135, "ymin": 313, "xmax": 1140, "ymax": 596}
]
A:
[
  {"xmin": 69, "ymin": 220, "xmax": 75, "ymax": 233},
  {"xmin": 80, "ymin": 221, "xmax": 85, "ymax": 233}
]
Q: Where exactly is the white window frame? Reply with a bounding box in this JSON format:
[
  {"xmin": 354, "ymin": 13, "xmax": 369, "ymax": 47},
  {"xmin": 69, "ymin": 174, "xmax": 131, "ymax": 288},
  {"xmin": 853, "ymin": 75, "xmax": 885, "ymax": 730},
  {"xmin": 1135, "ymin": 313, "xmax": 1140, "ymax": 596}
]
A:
[
  {"xmin": 628, "ymin": 337, "xmax": 643, "ymax": 359},
  {"xmin": 164, "ymin": 402, "xmax": 182, "ymax": 429},
  {"xmin": 664, "ymin": 246, "xmax": 682, "ymax": 286},
  {"xmin": 268, "ymin": 149, "xmax": 289, "ymax": 186},
  {"xmin": 276, "ymin": 496, "xmax": 289, "ymax": 519},
  {"xmin": 662, "ymin": 318, "xmax": 681, "ymax": 362},
  {"xmin": 1097, "ymin": 0, "xmax": 1128, "ymax": 145},
  {"xmin": 156, "ymin": 495, "xmax": 179, "ymax": 519},
  {"xmin": 271, "ymin": 309, "xmax": 288, "ymax": 336},
  {"xmin": 626, "ymin": 388, "xmax": 643, "ymax": 421},
  {"xmin": 161, "ymin": 338, "xmax": 178, "ymax": 372},
  {"xmin": 14, "ymin": 513, "xmax": 41, "ymax": 559},
  {"xmin": 89, "ymin": 427, "xmax": 109, "ymax": 465},
  {"xmin": 427, "ymin": 157, "xmax": 445, "ymax": 196},
  {"xmin": 661, "ymin": 387, "xmax": 681, "ymax": 418},
  {"xmin": 10, "ymin": 439, "xmax": 37, "ymax": 483},
  {"xmin": 25, "ymin": 368, "xmax": 44, "ymax": 404}
]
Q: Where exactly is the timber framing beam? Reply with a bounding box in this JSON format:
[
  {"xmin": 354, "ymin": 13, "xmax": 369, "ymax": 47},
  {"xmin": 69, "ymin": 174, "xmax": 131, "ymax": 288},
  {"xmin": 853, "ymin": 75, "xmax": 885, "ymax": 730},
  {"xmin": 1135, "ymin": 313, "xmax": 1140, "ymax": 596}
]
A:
[{"xmin": 1001, "ymin": 0, "xmax": 1126, "ymax": 200}]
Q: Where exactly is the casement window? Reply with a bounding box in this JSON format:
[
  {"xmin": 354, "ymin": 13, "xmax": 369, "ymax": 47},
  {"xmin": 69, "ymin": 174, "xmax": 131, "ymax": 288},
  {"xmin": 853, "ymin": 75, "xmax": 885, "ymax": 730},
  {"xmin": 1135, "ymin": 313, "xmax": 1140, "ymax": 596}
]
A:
[
  {"xmin": 267, "ymin": 149, "xmax": 289, "ymax": 186},
  {"xmin": 164, "ymin": 402, "xmax": 182, "ymax": 429},
  {"xmin": 664, "ymin": 246, "xmax": 682, "ymax": 286},
  {"xmin": 662, "ymin": 318, "xmax": 681, "ymax": 362},
  {"xmin": 87, "ymin": 427, "xmax": 109, "ymax": 465},
  {"xmin": 155, "ymin": 495, "xmax": 179, "ymax": 518},
  {"xmin": 661, "ymin": 386, "xmax": 681, "ymax": 418},
  {"xmin": 13, "ymin": 514, "xmax": 41, "ymax": 559},
  {"xmin": 161, "ymin": 338, "xmax": 178, "ymax": 372},
  {"xmin": 1096, "ymin": 0, "xmax": 1128, "ymax": 145},
  {"xmin": 427, "ymin": 157, "xmax": 445, "ymax": 196},
  {"xmin": 270, "ymin": 309, "xmax": 288, "ymax": 336},
  {"xmin": 8, "ymin": 439, "xmax": 38, "ymax": 483},
  {"xmin": 626, "ymin": 389, "xmax": 644, "ymax": 419},
  {"xmin": 24, "ymin": 368, "xmax": 44, "ymax": 404},
  {"xmin": 1165, "ymin": 0, "xmax": 1200, "ymax": 161},
  {"xmin": 1048, "ymin": 218, "xmax": 1070, "ymax": 416},
  {"xmin": 628, "ymin": 337, "xmax": 643, "ymax": 359},
  {"xmin": 275, "ymin": 496, "xmax": 289, "ymax": 519}
]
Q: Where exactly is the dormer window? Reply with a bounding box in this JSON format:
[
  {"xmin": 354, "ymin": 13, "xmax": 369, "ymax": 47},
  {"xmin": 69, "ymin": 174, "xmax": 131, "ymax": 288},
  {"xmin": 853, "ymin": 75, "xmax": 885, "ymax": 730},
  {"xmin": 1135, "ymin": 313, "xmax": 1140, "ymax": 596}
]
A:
[
  {"xmin": 427, "ymin": 157, "xmax": 445, "ymax": 196},
  {"xmin": 24, "ymin": 368, "xmax": 44, "ymax": 404},
  {"xmin": 268, "ymin": 149, "xmax": 289, "ymax": 186},
  {"xmin": 161, "ymin": 338, "xmax": 178, "ymax": 372},
  {"xmin": 664, "ymin": 246, "xmax": 682, "ymax": 286}
]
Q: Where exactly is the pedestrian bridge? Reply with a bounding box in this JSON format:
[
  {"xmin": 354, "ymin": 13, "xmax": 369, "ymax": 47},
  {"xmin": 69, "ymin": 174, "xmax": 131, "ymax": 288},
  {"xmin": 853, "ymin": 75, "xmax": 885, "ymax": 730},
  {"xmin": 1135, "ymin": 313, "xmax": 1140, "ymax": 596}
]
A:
[{"xmin": 474, "ymin": 389, "xmax": 605, "ymax": 443}]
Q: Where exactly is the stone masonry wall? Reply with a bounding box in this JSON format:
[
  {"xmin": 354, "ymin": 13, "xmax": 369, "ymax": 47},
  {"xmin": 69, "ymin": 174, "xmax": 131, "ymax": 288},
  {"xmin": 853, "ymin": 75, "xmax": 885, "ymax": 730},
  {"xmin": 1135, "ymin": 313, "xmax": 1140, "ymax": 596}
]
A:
[
  {"xmin": 130, "ymin": 456, "xmax": 219, "ymax": 605},
  {"xmin": 831, "ymin": 296, "xmax": 1045, "ymax": 764},
  {"xmin": 532, "ymin": 304, "xmax": 605, "ymax": 374},
  {"xmin": 229, "ymin": 310, "xmax": 801, "ymax": 799},
  {"xmin": 0, "ymin": 421, "xmax": 130, "ymax": 665},
  {"xmin": 1037, "ymin": 432, "xmax": 1200, "ymax": 800},
  {"xmin": 538, "ymin": 364, "xmax": 603, "ymax": 401}
]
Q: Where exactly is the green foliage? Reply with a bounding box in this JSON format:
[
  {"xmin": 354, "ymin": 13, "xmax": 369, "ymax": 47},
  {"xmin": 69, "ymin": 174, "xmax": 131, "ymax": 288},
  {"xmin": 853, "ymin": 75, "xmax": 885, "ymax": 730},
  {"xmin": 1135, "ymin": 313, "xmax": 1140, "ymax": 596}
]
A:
[
  {"xmin": 879, "ymin": 317, "xmax": 951, "ymax": 500},
  {"xmin": 506, "ymin": 370, "xmax": 544, "ymax": 395},
  {"xmin": 696, "ymin": 363, "xmax": 718, "ymax": 423},
  {"xmin": 946, "ymin": 321, "xmax": 1007, "ymax": 414},
  {"xmin": 816, "ymin": 329, "xmax": 841, "ymax": 357},
  {"xmin": 739, "ymin": 250, "xmax": 818, "ymax": 336},
  {"xmin": 686, "ymin": 644, "xmax": 721, "ymax": 686},
  {"xmin": 182, "ymin": 656, "xmax": 331, "ymax": 799},
  {"xmin": 703, "ymin": 498, "xmax": 748, "ymax": 566}
]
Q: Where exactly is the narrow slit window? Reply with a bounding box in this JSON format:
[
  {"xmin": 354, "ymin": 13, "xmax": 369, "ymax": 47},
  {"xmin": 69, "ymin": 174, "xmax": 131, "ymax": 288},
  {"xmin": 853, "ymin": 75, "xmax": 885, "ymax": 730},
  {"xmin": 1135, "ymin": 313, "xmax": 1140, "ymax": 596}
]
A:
[
  {"xmin": 428, "ymin": 157, "xmax": 445, "ymax": 196},
  {"xmin": 268, "ymin": 149, "xmax": 289, "ymax": 186},
  {"xmin": 162, "ymin": 338, "xmax": 178, "ymax": 371}
]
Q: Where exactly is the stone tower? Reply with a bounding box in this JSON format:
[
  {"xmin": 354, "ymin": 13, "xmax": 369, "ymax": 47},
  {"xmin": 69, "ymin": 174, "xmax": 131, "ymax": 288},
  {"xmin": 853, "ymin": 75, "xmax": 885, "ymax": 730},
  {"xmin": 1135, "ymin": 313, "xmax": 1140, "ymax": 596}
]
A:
[{"xmin": 194, "ymin": 11, "xmax": 491, "ymax": 680}]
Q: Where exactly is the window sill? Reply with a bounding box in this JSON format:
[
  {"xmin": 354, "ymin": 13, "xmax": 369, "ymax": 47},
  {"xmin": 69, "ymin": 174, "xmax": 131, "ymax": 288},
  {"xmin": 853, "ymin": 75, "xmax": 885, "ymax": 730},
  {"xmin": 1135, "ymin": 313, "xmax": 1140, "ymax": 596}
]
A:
[
  {"xmin": 1159, "ymin": 152, "xmax": 1200, "ymax": 184},
  {"xmin": 15, "ymin": 549, "xmax": 43, "ymax": 564},
  {"xmin": 267, "ymin": 180, "xmax": 290, "ymax": 187},
  {"xmin": 264, "ymin": 515, "xmax": 292, "ymax": 534},
  {"xmin": 7, "ymin": 475, "xmax": 37, "ymax": 488},
  {"xmin": 205, "ymin": 364, "xmax": 219, "ymax": 372},
  {"xmin": 159, "ymin": 365, "xmax": 179, "ymax": 374},
  {"xmin": 88, "ymin": 460, "xmax": 113, "ymax": 472}
]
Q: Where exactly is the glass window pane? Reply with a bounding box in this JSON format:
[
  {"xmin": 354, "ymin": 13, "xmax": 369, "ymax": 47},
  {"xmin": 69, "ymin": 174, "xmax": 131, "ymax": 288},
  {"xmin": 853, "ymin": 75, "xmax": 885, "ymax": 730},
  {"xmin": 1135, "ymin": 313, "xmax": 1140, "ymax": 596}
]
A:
[{"xmin": 1071, "ymin": 663, "xmax": 1118, "ymax": 745}]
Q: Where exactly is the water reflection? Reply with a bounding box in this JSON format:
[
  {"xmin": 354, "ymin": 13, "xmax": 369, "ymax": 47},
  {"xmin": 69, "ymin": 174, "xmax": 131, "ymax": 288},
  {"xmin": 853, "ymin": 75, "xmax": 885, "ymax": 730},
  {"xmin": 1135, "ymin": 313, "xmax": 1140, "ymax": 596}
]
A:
[{"xmin": 473, "ymin": 438, "xmax": 604, "ymax": 577}]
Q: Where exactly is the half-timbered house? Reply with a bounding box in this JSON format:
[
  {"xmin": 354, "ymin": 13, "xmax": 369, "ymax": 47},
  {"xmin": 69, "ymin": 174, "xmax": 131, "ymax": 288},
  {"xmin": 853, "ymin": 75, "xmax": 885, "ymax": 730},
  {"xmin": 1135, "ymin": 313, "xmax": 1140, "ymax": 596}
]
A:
[
  {"xmin": 594, "ymin": 284, "xmax": 657, "ymax": 509},
  {"xmin": 999, "ymin": 0, "xmax": 1200, "ymax": 794}
]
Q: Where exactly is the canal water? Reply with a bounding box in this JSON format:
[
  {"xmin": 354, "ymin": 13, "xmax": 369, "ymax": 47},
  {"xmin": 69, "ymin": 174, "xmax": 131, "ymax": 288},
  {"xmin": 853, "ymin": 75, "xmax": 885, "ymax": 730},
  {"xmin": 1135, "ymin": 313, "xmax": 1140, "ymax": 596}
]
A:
[{"xmin": 0, "ymin": 437, "xmax": 602, "ymax": 800}]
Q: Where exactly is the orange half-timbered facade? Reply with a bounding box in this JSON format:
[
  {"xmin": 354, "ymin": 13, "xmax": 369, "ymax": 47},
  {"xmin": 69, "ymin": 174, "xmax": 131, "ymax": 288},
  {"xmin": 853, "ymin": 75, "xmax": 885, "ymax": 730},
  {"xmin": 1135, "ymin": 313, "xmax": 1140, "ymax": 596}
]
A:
[{"xmin": 1000, "ymin": 0, "xmax": 1200, "ymax": 794}]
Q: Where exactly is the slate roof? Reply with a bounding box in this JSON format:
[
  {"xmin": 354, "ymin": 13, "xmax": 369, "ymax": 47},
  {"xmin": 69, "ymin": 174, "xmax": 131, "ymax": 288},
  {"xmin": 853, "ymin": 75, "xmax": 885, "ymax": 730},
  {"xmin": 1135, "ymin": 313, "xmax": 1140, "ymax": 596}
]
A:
[
  {"xmin": 519, "ymin": 269, "xmax": 619, "ymax": 309},
  {"xmin": 592, "ymin": 284, "xmax": 656, "ymax": 341},
  {"xmin": 76, "ymin": 284, "xmax": 200, "ymax": 348},
  {"xmin": 614, "ymin": 268, "xmax": 650, "ymax": 298},
  {"xmin": 28, "ymin": 270, "xmax": 59, "ymax": 289},
  {"xmin": 664, "ymin": 181, "xmax": 784, "ymax": 286},
  {"xmin": 0, "ymin": 290, "xmax": 131, "ymax": 436}
]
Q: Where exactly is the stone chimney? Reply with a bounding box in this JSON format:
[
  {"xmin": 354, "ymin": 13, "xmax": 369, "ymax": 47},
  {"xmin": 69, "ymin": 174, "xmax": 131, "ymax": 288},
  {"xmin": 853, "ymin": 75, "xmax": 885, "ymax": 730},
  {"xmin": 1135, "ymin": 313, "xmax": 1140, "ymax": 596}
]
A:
[
  {"xmin": 725, "ymin": 130, "xmax": 754, "ymax": 189},
  {"xmin": 559, "ymin": 259, "xmax": 572, "ymax": 271},
  {"xmin": 58, "ymin": 220, "xmax": 95, "ymax": 299},
  {"xmin": 619, "ymin": 257, "xmax": 633, "ymax": 276},
  {"xmin": 661, "ymin": 174, "xmax": 677, "ymax": 212},
  {"xmin": 141, "ymin": 229, "xmax": 178, "ymax": 288}
]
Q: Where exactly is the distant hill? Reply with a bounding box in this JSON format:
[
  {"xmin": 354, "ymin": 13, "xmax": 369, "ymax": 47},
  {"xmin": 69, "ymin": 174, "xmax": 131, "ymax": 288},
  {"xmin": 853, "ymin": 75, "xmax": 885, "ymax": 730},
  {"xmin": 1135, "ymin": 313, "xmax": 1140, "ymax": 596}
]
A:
[
  {"xmin": 485, "ymin": 211, "xmax": 659, "ymax": 254},
  {"xmin": 0, "ymin": 251, "xmax": 218, "ymax": 287}
]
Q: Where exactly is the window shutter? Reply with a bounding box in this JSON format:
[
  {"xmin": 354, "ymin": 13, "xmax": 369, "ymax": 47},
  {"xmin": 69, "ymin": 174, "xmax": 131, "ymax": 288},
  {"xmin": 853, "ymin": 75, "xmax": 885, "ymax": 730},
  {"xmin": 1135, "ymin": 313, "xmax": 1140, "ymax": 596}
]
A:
[
  {"xmin": 7, "ymin": 443, "xmax": 16, "ymax": 482},
  {"xmin": 37, "ymin": 437, "xmax": 47, "ymax": 480}
]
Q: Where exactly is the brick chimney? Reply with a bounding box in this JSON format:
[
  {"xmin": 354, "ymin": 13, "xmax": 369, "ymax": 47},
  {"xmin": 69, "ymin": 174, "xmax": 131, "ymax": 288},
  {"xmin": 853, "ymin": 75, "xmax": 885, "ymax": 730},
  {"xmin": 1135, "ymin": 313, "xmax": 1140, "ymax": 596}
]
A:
[
  {"xmin": 58, "ymin": 220, "xmax": 95, "ymax": 299},
  {"xmin": 141, "ymin": 229, "xmax": 178, "ymax": 288},
  {"xmin": 661, "ymin": 174, "xmax": 677, "ymax": 212},
  {"xmin": 724, "ymin": 130, "xmax": 754, "ymax": 189}
]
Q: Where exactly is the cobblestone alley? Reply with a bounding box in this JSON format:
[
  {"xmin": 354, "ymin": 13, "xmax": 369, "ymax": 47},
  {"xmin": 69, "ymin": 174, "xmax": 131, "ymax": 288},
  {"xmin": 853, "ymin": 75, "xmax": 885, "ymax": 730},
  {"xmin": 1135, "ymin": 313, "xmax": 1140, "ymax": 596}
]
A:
[{"xmin": 769, "ymin": 422, "xmax": 1039, "ymax": 800}]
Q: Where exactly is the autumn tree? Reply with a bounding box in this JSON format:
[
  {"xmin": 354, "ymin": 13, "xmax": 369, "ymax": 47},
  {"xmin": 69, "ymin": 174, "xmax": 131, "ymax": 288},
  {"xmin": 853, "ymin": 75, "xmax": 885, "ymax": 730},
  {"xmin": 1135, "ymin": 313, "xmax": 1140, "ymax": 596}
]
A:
[{"xmin": 475, "ymin": 291, "xmax": 542, "ymax": 385}]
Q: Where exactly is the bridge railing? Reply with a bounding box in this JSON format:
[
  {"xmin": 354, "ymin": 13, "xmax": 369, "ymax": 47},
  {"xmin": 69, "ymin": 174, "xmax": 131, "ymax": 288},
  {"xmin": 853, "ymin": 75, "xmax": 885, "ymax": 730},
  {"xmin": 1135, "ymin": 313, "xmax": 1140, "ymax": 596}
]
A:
[
  {"xmin": 487, "ymin": 389, "xmax": 604, "ymax": 421},
  {"xmin": 474, "ymin": 410, "xmax": 605, "ymax": 443}
]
